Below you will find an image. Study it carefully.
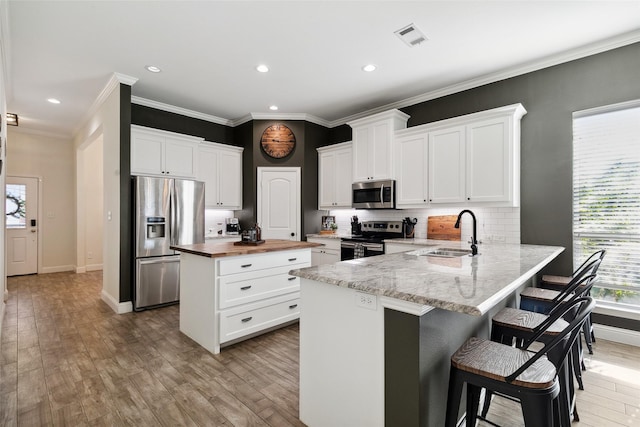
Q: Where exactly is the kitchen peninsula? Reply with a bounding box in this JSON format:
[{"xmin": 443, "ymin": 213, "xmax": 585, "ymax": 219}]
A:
[
  {"xmin": 289, "ymin": 242, "xmax": 564, "ymax": 427},
  {"xmin": 171, "ymin": 239, "xmax": 322, "ymax": 354}
]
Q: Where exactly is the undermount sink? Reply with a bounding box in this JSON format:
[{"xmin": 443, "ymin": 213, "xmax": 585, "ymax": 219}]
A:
[{"xmin": 407, "ymin": 247, "xmax": 474, "ymax": 258}]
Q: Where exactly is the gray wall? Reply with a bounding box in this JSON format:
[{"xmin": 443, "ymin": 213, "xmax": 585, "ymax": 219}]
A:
[{"xmin": 399, "ymin": 42, "xmax": 640, "ymax": 275}]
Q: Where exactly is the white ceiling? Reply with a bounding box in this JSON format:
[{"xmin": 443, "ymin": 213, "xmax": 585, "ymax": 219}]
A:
[{"xmin": 5, "ymin": 1, "xmax": 640, "ymax": 137}]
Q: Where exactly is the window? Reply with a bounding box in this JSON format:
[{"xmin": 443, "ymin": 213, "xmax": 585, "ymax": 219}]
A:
[
  {"xmin": 573, "ymin": 100, "xmax": 640, "ymax": 309},
  {"xmin": 6, "ymin": 183, "xmax": 27, "ymax": 229}
]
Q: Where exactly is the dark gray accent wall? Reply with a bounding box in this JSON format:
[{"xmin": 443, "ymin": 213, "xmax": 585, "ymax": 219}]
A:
[
  {"xmin": 235, "ymin": 120, "xmax": 329, "ymax": 238},
  {"xmin": 131, "ymin": 104, "xmax": 236, "ymax": 145},
  {"xmin": 399, "ymin": 42, "xmax": 640, "ymax": 276},
  {"xmin": 119, "ymin": 84, "xmax": 132, "ymax": 302}
]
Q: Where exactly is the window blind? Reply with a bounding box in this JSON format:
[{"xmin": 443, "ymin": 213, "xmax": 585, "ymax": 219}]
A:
[{"xmin": 573, "ymin": 101, "xmax": 640, "ymax": 307}]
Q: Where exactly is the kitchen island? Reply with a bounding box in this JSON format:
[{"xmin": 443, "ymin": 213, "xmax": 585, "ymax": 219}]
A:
[
  {"xmin": 171, "ymin": 239, "xmax": 322, "ymax": 354},
  {"xmin": 289, "ymin": 242, "xmax": 563, "ymax": 427}
]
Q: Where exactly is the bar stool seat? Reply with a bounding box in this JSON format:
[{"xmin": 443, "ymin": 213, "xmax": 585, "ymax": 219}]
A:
[{"xmin": 488, "ymin": 308, "xmax": 576, "ymax": 426}]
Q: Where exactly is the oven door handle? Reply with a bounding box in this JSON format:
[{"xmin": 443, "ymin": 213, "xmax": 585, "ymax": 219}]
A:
[
  {"xmin": 362, "ymin": 243, "xmax": 384, "ymax": 251},
  {"xmin": 341, "ymin": 241, "xmax": 360, "ymax": 249}
]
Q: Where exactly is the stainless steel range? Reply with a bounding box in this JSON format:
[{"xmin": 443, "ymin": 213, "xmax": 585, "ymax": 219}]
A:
[{"xmin": 340, "ymin": 220, "xmax": 403, "ymax": 261}]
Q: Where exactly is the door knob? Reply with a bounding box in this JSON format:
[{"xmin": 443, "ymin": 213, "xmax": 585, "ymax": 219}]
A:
[{"xmin": 290, "ymin": 232, "xmax": 295, "ymax": 237}]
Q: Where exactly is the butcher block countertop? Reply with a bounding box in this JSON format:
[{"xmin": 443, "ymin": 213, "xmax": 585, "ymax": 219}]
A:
[{"xmin": 171, "ymin": 239, "xmax": 322, "ymax": 258}]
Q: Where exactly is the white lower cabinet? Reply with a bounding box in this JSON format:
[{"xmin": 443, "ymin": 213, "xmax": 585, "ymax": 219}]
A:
[
  {"xmin": 219, "ymin": 293, "xmax": 300, "ymax": 344},
  {"xmin": 307, "ymin": 237, "xmax": 341, "ymax": 265},
  {"xmin": 216, "ymin": 249, "xmax": 309, "ymax": 347}
]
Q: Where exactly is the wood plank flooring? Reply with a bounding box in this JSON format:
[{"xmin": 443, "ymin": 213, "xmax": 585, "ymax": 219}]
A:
[{"xmin": 1, "ymin": 271, "xmax": 639, "ymax": 426}]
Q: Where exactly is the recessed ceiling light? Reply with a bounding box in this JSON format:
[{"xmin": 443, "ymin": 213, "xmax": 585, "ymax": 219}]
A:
[
  {"xmin": 47, "ymin": 98, "xmax": 61, "ymax": 104},
  {"xmin": 269, "ymin": 105, "xmax": 278, "ymax": 111},
  {"xmin": 256, "ymin": 64, "xmax": 269, "ymax": 73},
  {"xmin": 145, "ymin": 65, "xmax": 162, "ymax": 73},
  {"xmin": 362, "ymin": 64, "xmax": 377, "ymax": 72}
]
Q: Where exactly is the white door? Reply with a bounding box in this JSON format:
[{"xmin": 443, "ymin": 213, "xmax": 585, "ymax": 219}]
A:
[
  {"xmin": 257, "ymin": 167, "xmax": 300, "ymax": 240},
  {"xmin": 6, "ymin": 177, "xmax": 39, "ymax": 276}
]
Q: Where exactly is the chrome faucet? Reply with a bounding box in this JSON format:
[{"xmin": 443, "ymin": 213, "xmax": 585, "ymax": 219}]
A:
[{"xmin": 454, "ymin": 210, "xmax": 478, "ymax": 256}]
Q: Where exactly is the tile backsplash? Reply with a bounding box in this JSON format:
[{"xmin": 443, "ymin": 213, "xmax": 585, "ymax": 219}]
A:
[
  {"xmin": 327, "ymin": 207, "xmax": 520, "ymax": 244},
  {"xmin": 205, "ymin": 209, "xmax": 236, "ymax": 236}
]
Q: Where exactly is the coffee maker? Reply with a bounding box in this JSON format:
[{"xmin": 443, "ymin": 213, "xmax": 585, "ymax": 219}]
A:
[
  {"xmin": 225, "ymin": 218, "xmax": 240, "ymax": 235},
  {"xmin": 350, "ymin": 215, "xmax": 362, "ymax": 236}
]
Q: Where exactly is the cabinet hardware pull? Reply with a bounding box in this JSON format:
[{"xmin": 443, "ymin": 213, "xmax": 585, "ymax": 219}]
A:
[
  {"xmin": 288, "ymin": 277, "xmax": 296, "ymax": 281},
  {"xmin": 288, "ymin": 258, "xmax": 297, "ymax": 262},
  {"xmin": 241, "ymin": 317, "xmax": 253, "ymax": 323},
  {"xmin": 241, "ymin": 264, "xmax": 252, "ymax": 268},
  {"xmin": 289, "ymin": 304, "xmax": 298, "ymax": 309},
  {"xmin": 240, "ymin": 285, "xmax": 252, "ymax": 290}
]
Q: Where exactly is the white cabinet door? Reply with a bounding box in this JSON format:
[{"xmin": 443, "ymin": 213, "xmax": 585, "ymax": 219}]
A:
[
  {"xmin": 164, "ymin": 138, "xmax": 197, "ymax": 178},
  {"xmin": 372, "ymin": 121, "xmax": 392, "ymax": 180},
  {"xmin": 318, "ymin": 143, "xmax": 352, "ymax": 209},
  {"xmin": 218, "ymin": 149, "xmax": 242, "ymax": 209},
  {"xmin": 131, "ymin": 132, "xmax": 165, "ymax": 175},
  {"xmin": 198, "ymin": 147, "xmax": 220, "ymax": 207},
  {"xmin": 428, "ymin": 126, "xmax": 466, "ymax": 204},
  {"xmin": 352, "ymin": 127, "xmax": 372, "ymax": 182},
  {"xmin": 318, "ymin": 150, "xmax": 337, "ymax": 209},
  {"xmin": 198, "ymin": 144, "xmax": 243, "ymax": 209},
  {"xmin": 334, "ymin": 147, "xmax": 353, "ymax": 206},
  {"xmin": 466, "ymin": 116, "xmax": 511, "ymax": 203},
  {"xmin": 395, "ymin": 133, "xmax": 428, "ymax": 208}
]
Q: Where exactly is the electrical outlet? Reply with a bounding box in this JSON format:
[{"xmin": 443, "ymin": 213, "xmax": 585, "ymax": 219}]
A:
[
  {"xmin": 355, "ymin": 291, "xmax": 377, "ymax": 310},
  {"xmin": 87, "ymin": 251, "xmax": 93, "ymax": 259}
]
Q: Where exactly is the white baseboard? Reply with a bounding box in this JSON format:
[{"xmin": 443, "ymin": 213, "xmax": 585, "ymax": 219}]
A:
[
  {"xmin": 75, "ymin": 266, "xmax": 86, "ymax": 273},
  {"xmin": 101, "ymin": 289, "xmax": 133, "ymax": 314},
  {"xmin": 86, "ymin": 264, "xmax": 103, "ymax": 272},
  {"xmin": 41, "ymin": 265, "xmax": 75, "ymax": 274},
  {"xmin": 593, "ymin": 324, "xmax": 640, "ymax": 347}
]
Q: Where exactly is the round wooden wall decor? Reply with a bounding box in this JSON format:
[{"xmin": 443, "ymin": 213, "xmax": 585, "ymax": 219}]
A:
[{"xmin": 260, "ymin": 124, "xmax": 296, "ymax": 158}]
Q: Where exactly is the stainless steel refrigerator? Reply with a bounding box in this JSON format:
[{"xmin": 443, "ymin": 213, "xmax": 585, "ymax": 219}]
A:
[{"xmin": 133, "ymin": 176, "xmax": 205, "ymax": 310}]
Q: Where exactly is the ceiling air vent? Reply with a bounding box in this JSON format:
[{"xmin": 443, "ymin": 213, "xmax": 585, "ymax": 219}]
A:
[{"xmin": 394, "ymin": 23, "xmax": 428, "ymax": 48}]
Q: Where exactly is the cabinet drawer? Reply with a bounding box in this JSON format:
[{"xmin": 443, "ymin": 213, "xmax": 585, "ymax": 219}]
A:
[
  {"xmin": 219, "ymin": 294, "xmax": 300, "ymax": 344},
  {"xmin": 217, "ymin": 250, "xmax": 311, "ymax": 276},
  {"xmin": 218, "ymin": 266, "xmax": 299, "ymax": 309}
]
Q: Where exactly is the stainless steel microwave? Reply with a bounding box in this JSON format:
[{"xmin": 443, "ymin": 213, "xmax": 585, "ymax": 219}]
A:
[{"xmin": 352, "ymin": 180, "xmax": 396, "ymax": 209}]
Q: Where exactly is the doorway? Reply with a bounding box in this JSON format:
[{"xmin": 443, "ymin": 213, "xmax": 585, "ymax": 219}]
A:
[
  {"xmin": 6, "ymin": 176, "xmax": 39, "ymax": 276},
  {"xmin": 257, "ymin": 167, "xmax": 300, "ymax": 240}
]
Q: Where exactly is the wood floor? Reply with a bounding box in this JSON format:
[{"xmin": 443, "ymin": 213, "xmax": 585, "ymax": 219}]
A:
[{"xmin": 1, "ymin": 272, "xmax": 639, "ymax": 426}]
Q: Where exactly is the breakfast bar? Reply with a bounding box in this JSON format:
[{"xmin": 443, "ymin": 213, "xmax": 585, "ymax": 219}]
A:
[
  {"xmin": 171, "ymin": 239, "xmax": 321, "ymax": 354},
  {"xmin": 289, "ymin": 242, "xmax": 564, "ymax": 427}
]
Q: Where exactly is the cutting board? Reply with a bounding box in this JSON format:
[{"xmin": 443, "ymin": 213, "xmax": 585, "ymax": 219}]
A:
[{"xmin": 427, "ymin": 215, "xmax": 461, "ymax": 241}]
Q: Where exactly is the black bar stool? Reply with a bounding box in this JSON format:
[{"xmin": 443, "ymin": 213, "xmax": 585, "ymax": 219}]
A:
[
  {"xmin": 539, "ymin": 250, "xmax": 605, "ymax": 353},
  {"xmin": 484, "ymin": 274, "xmax": 597, "ymax": 426},
  {"xmin": 445, "ymin": 297, "xmax": 595, "ymax": 427}
]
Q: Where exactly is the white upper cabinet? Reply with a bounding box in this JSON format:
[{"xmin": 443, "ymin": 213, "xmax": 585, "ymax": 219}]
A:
[
  {"xmin": 395, "ymin": 133, "xmax": 429, "ymax": 207},
  {"xmin": 318, "ymin": 142, "xmax": 352, "ymax": 209},
  {"xmin": 465, "ymin": 116, "xmax": 511, "ymax": 203},
  {"xmin": 393, "ymin": 103, "xmax": 526, "ymax": 208},
  {"xmin": 198, "ymin": 142, "xmax": 243, "ymax": 210},
  {"xmin": 428, "ymin": 126, "xmax": 466, "ymax": 204},
  {"xmin": 131, "ymin": 125, "xmax": 202, "ymax": 178},
  {"xmin": 348, "ymin": 109, "xmax": 409, "ymax": 182}
]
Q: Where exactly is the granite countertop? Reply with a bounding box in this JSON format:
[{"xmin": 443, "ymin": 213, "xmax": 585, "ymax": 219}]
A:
[
  {"xmin": 171, "ymin": 239, "xmax": 322, "ymax": 258},
  {"xmin": 290, "ymin": 242, "xmax": 564, "ymax": 316}
]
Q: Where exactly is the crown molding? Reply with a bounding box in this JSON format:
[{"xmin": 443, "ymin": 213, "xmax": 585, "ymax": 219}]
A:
[
  {"xmin": 73, "ymin": 72, "xmax": 138, "ymax": 136},
  {"xmin": 133, "ymin": 31, "xmax": 640, "ymax": 131},
  {"xmin": 247, "ymin": 112, "xmax": 331, "ymax": 128},
  {"xmin": 131, "ymin": 96, "xmax": 233, "ymax": 126},
  {"xmin": 327, "ymin": 29, "xmax": 640, "ymax": 128}
]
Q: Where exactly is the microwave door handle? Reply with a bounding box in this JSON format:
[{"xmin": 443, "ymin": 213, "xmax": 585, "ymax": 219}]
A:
[{"xmin": 380, "ymin": 183, "xmax": 384, "ymax": 203}]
